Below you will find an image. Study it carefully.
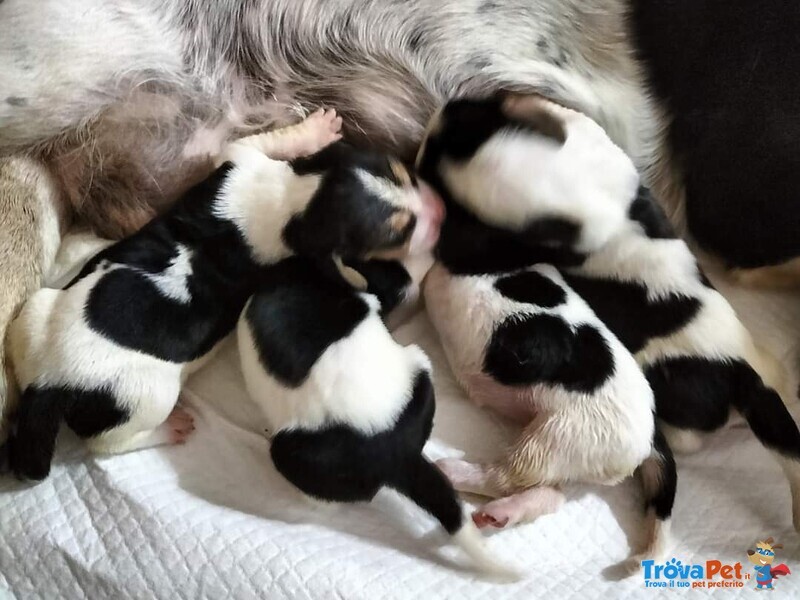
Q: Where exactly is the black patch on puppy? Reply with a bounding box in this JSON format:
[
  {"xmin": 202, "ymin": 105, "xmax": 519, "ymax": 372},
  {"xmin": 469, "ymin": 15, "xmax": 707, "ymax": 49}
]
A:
[
  {"xmin": 85, "ymin": 269, "xmax": 237, "ymax": 362},
  {"xmin": 422, "ymin": 97, "xmax": 565, "ymax": 165},
  {"xmin": 69, "ymin": 164, "xmax": 241, "ymax": 285},
  {"xmin": 9, "ymin": 385, "xmax": 129, "ymax": 481},
  {"xmin": 245, "ymin": 257, "xmax": 369, "ymax": 387},
  {"xmin": 522, "ymin": 217, "xmax": 580, "ymax": 247},
  {"xmin": 270, "ymin": 372, "xmax": 464, "ymax": 533},
  {"xmin": 285, "ymin": 142, "xmax": 415, "ymax": 261},
  {"xmin": 434, "ymin": 197, "xmax": 585, "ymax": 275},
  {"xmin": 561, "ymin": 274, "xmax": 701, "ymax": 353},
  {"xmin": 628, "ymin": 186, "xmax": 676, "ymax": 240},
  {"xmin": 77, "ymin": 163, "xmax": 269, "ymax": 361},
  {"xmin": 645, "ymin": 428, "xmax": 678, "ymax": 520},
  {"xmin": 345, "ymin": 258, "xmax": 412, "ymax": 317},
  {"xmin": 649, "ymin": 357, "xmax": 800, "ymax": 460},
  {"xmin": 646, "ymin": 357, "xmax": 733, "ymax": 432},
  {"xmin": 484, "ymin": 313, "xmax": 614, "ymax": 393},
  {"xmin": 419, "ymin": 98, "xmax": 577, "ymax": 275},
  {"xmin": 5, "ymin": 96, "xmax": 27, "ymax": 107},
  {"xmin": 495, "ymin": 271, "xmax": 567, "ymax": 308}
]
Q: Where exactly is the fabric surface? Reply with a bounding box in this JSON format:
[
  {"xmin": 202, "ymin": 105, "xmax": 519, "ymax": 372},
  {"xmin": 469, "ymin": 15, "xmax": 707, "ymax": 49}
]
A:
[{"xmin": 1, "ymin": 261, "xmax": 800, "ymax": 599}]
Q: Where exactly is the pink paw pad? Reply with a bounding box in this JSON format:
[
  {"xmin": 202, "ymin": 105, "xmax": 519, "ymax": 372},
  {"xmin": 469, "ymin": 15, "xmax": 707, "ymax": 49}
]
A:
[
  {"xmin": 472, "ymin": 511, "xmax": 510, "ymax": 529},
  {"xmin": 166, "ymin": 406, "xmax": 195, "ymax": 444},
  {"xmin": 472, "ymin": 487, "xmax": 565, "ymax": 529}
]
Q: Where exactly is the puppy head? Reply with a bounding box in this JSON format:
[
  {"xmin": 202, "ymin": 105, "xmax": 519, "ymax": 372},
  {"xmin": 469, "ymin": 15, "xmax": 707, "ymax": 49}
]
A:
[
  {"xmin": 417, "ymin": 95, "xmax": 639, "ymax": 253},
  {"xmin": 284, "ymin": 142, "xmax": 444, "ymax": 280}
]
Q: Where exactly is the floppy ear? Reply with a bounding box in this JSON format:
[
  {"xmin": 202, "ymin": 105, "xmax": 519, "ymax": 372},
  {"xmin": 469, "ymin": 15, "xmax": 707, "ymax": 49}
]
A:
[
  {"xmin": 765, "ymin": 537, "xmax": 775, "ymax": 545},
  {"xmin": 315, "ymin": 255, "xmax": 368, "ymax": 291},
  {"xmin": 333, "ymin": 255, "xmax": 368, "ymax": 290},
  {"xmin": 772, "ymin": 543, "xmax": 783, "ymax": 550},
  {"xmin": 747, "ymin": 549, "xmax": 756, "ymax": 556}
]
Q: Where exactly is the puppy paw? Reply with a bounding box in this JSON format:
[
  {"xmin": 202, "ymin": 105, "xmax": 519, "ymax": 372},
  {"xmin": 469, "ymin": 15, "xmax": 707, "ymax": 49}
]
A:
[
  {"xmin": 165, "ymin": 406, "xmax": 195, "ymax": 444},
  {"xmin": 295, "ymin": 108, "xmax": 343, "ymax": 156},
  {"xmin": 472, "ymin": 511, "xmax": 510, "ymax": 529},
  {"xmin": 473, "ymin": 487, "xmax": 565, "ymax": 529}
]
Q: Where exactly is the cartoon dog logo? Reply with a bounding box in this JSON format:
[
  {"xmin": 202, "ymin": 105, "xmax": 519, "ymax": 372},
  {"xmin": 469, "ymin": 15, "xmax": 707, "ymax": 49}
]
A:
[{"xmin": 746, "ymin": 538, "xmax": 791, "ymax": 590}]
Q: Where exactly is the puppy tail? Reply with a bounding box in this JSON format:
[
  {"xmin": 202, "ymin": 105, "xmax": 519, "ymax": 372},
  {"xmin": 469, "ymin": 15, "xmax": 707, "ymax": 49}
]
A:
[
  {"xmin": 626, "ymin": 427, "xmax": 676, "ymax": 573},
  {"xmin": 727, "ymin": 363, "xmax": 800, "ymax": 531},
  {"xmin": 393, "ymin": 455, "xmax": 522, "ymax": 580},
  {"xmin": 8, "ymin": 387, "xmax": 65, "ymax": 481}
]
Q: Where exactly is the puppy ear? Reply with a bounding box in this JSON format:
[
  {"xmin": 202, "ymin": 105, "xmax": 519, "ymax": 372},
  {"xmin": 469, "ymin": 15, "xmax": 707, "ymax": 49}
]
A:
[
  {"xmin": 316, "ymin": 255, "xmax": 369, "ymax": 290},
  {"xmin": 333, "ymin": 255, "xmax": 368, "ymax": 290}
]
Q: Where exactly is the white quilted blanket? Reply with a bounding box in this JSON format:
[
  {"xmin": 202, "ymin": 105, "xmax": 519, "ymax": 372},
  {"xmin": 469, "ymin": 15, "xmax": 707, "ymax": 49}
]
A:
[{"xmin": 2, "ymin": 260, "xmax": 800, "ymax": 599}]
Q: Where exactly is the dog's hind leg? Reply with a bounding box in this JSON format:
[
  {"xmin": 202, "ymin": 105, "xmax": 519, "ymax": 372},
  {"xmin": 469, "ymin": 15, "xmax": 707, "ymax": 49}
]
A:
[
  {"xmin": 82, "ymin": 381, "xmax": 191, "ymax": 456},
  {"xmin": 471, "ymin": 486, "xmax": 565, "ymax": 529},
  {"xmin": 0, "ymin": 156, "xmax": 65, "ymax": 440},
  {"xmin": 625, "ymin": 428, "xmax": 676, "ymax": 572}
]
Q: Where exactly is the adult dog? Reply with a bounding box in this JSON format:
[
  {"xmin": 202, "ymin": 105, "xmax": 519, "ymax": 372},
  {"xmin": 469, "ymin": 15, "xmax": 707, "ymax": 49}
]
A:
[{"xmin": 1, "ymin": 0, "xmax": 799, "ymax": 411}]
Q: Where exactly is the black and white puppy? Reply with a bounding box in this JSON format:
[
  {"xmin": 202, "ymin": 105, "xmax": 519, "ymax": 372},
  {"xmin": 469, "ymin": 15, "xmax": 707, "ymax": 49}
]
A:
[
  {"xmin": 450, "ymin": 96, "xmax": 800, "ymax": 529},
  {"xmin": 420, "ymin": 96, "xmax": 800, "ymax": 540},
  {"xmin": 236, "ymin": 255, "xmax": 517, "ymax": 578},
  {"xmin": 5, "ymin": 112, "xmax": 444, "ymax": 481},
  {"xmin": 418, "ymin": 97, "xmax": 673, "ymax": 565}
]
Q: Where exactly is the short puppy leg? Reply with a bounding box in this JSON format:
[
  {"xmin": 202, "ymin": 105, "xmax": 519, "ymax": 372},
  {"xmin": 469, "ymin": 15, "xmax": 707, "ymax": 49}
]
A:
[
  {"xmin": 438, "ymin": 416, "xmax": 558, "ymax": 498},
  {"xmin": 625, "ymin": 429, "xmax": 676, "ymax": 572},
  {"xmin": 436, "ymin": 457, "xmax": 504, "ymax": 497},
  {"xmin": 87, "ymin": 404, "xmax": 194, "ymax": 455},
  {"xmin": 218, "ymin": 108, "xmax": 343, "ymax": 166},
  {"xmin": 472, "ymin": 486, "xmax": 565, "ymax": 529}
]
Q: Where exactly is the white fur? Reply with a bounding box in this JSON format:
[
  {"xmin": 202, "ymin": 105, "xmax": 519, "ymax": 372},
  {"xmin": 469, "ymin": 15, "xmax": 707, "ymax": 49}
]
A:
[
  {"xmin": 214, "ymin": 149, "xmax": 321, "ymax": 264},
  {"xmin": 238, "ymin": 294, "xmax": 430, "ymax": 435},
  {"xmin": 142, "ymin": 244, "xmax": 194, "ymax": 303},
  {"xmin": 424, "ymin": 263, "xmax": 655, "ymax": 487},
  {"xmin": 8, "ymin": 270, "xmax": 186, "ymax": 454},
  {"xmin": 566, "ymin": 220, "xmax": 792, "ymax": 411},
  {"xmin": 237, "ymin": 275, "xmax": 522, "ymax": 578},
  {"xmin": 439, "ymin": 101, "xmax": 639, "ymax": 253},
  {"xmin": 6, "ymin": 126, "xmax": 331, "ymax": 456}
]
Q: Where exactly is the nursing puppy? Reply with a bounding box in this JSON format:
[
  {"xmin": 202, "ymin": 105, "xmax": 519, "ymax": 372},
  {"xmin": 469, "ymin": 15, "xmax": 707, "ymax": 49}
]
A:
[
  {"xmin": 418, "ymin": 96, "xmax": 674, "ymax": 564},
  {"xmin": 421, "ymin": 96, "xmax": 800, "ymax": 537},
  {"xmin": 236, "ymin": 255, "xmax": 516, "ymax": 577},
  {"xmin": 5, "ymin": 112, "xmax": 444, "ymax": 480},
  {"xmin": 497, "ymin": 96, "xmax": 800, "ymax": 532}
]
